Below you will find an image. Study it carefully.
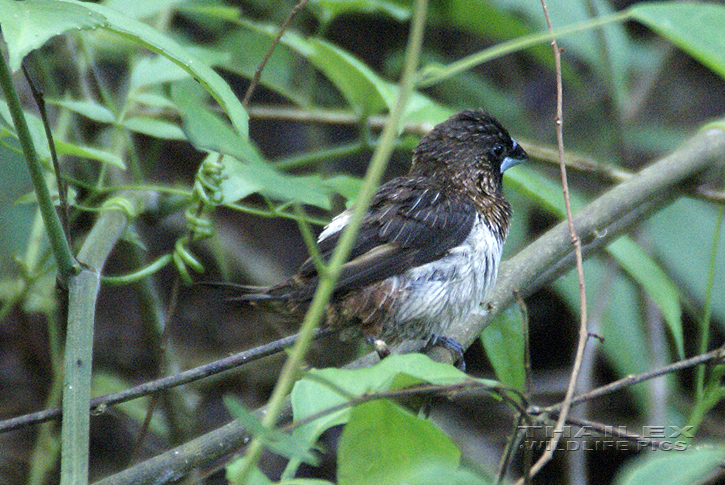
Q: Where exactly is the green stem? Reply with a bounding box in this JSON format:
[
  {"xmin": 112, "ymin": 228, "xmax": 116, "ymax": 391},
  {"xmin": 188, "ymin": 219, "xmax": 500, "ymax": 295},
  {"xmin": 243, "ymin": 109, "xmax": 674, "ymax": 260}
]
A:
[
  {"xmin": 0, "ymin": 51, "xmax": 78, "ymax": 281},
  {"xmin": 691, "ymin": 205, "xmax": 724, "ymax": 423},
  {"xmin": 274, "ymin": 140, "xmax": 369, "ymax": 170},
  {"xmin": 60, "ymin": 191, "xmax": 153, "ymax": 485},
  {"xmin": 101, "ymin": 254, "xmax": 173, "ymax": 285},
  {"xmin": 416, "ymin": 10, "xmax": 631, "ymax": 88},
  {"xmin": 230, "ymin": 0, "xmax": 429, "ymax": 483}
]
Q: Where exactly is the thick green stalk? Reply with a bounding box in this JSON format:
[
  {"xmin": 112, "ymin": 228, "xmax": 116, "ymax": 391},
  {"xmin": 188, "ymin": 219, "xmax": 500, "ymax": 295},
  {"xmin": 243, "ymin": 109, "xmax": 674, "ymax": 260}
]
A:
[
  {"xmin": 0, "ymin": 52, "xmax": 77, "ymax": 280},
  {"xmin": 230, "ymin": 0, "xmax": 429, "ymax": 483},
  {"xmin": 60, "ymin": 192, "xmax": 154, "ymax": 485}
]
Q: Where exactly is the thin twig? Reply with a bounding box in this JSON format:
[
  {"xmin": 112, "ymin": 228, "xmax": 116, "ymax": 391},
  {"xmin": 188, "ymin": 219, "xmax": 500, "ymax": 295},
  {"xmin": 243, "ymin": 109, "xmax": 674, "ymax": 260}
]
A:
[
  {"xmin": 518, "ymin": 1, "xmax": 590, "ymax": 482},
  {"xmin": 496, "ymin": 413, "xmax": 527, "ymax": 484},
  {"xmin": 495, "ymin": 291, "xmax": 532, "ymax": 484},
  {"xmin": 514, "ymin": 291, "xmax": 533, "ymax": 398},
  {"xmin": 241, "ymin": 0, "xmax": 309, "ymax": 107},
  {"xmin": 552, "ymin": 345, "xmax": 725, "ymax": 412},
  {"xmin": 21, "ymin": 64, "xmax": 72, "ymax": 245},
  {"xmin": 247, "ymin": 105, "xmax": 725, "ymax": 205},
  {"xmin": 550, "ymin": 415, "xmax": 675, "ymax": 446},
  {"xmin": 0, "ymin": 330, "xmax": 335, "ymax": 434},
  {"xmin": 128, "ymin": 276, "xmax": 182, "ymax": 463}
]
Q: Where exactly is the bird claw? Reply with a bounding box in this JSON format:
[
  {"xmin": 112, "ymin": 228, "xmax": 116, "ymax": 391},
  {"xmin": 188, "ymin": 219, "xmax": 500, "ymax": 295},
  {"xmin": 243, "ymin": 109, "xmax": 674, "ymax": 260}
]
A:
[{"xmin": 427, "ymin": 335, "xmax": 466, "ymax": 372}]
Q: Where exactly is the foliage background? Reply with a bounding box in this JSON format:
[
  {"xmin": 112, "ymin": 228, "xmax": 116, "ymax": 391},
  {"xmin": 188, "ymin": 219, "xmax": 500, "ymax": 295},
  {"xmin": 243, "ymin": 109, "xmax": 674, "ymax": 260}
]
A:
[{"xmin": 0, "ymin": 0, "xmax": 724, "ymax": 484}]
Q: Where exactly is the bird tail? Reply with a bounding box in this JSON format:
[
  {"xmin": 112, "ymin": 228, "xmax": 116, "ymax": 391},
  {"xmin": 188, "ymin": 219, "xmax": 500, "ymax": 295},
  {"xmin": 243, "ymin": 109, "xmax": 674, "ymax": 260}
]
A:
[
  {"xmin": 196, "ymin": 281, "xmax": 277, "ymax": 303},
  {"xmin": 197, "ymin": 281, "xmax": 307, "ymax": 318}
]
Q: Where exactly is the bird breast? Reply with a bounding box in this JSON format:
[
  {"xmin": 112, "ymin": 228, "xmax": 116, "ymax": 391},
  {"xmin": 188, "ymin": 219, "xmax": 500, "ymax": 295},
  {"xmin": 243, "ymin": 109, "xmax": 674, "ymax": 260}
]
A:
[{"xmin": 381, "ymin": 215, "xmax": 505, "ymax": 342}]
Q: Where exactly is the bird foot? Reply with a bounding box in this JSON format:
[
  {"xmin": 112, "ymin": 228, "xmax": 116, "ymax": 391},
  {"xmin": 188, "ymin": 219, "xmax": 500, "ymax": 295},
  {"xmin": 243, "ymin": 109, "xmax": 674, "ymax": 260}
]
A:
[{"xmin": 427, "ymin": 335, "xmax": 466, "ymax": 372}]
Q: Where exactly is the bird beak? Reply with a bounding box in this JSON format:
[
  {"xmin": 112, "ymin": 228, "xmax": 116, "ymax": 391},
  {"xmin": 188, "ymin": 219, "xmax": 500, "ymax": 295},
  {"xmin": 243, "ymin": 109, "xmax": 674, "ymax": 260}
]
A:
[{"xmin": 500, "ymin": 138, "xmax": 528, "ymax": 173}]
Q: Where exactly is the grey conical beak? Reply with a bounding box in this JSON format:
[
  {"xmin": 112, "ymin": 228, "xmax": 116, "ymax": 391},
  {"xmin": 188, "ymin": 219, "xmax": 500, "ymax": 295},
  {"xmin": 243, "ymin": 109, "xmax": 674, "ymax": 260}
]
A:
[{"xmin": 501, "ymin": 138, "xmax": 528, "ymax": 173}]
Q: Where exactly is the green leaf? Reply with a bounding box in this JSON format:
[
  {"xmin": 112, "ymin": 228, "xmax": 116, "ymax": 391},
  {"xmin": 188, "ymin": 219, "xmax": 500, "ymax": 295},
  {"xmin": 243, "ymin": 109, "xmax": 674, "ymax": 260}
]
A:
[
  {"xmin": 103, "ymin": 0, "xmax": 184, "ymax": 19},
  {"xmin": 305, "ymin": 37, "xmax": 452, "ymax": 124},
  {"xmin": 321, "ymin": 175, "xmax": 364, "ymax": 206},
  {"xmin": 613, "ymin": 445, "xmax": 725, "ymax": 485},
  {"xmin": 54, "ymin": 141, "xmax": 126, "ymax": 169},
  {"xmin": 644, "ymin": 198, "xmax": 725, "ymax": 326},
  {"xmin": 278, "ymin": 480, "xmax": 334, "ymax": 485},
  {"xmin": 223, "ymin": 396, "xmax": 318, "ymax": 465},
  {"xmin": 400, "ymin": 467, "xmax": 492, "ymax": 485},
  {"xmin": 238, "ymin": 19, "xmax": 451, "ymax": 124},
  {"xmin": 128, "ymin": 47, "xmax": 230, "ymax": 93},
  {"xmin": 607, "ymin": 236, "xmax": 683, "ymax": 359},
  {"xmin": 129, "ymin": 92, "xmax": 176, "ymax": 109},
  {"xmin": 226, "ymin": 456, "xmax": 273, "ymax": 485},
  {"xmin": 223, "ymin": 157, "xmax": 334, "ymax": 209},
  {"xmin": 178, "ymin": 4, "xmax": 242, "ymax": 23},
  {"xmin": 589, "ymin": 0, "xmax": 637, "ymax": 109},
  {"xmin": 506, "ymin": 164, "xmax": 570, "ymax": 216},
  {"xmin": 216, "ymin": 29, "xmax": 312, "ymax": 106},
  {"xmin": 490, "ymin": 0, "xmax": 604, "ymax": 69},
  {"xmin": 171, "ymin": 80, "xmax": 255, "ymax": 160},
  {"xmin": 429, "ymin": 0, "xmax": 558, "ymax": 79},
  {"xmin": 120, "ymin": 117, "xmax": 186, "ymax": 140},
  {"xmin": 554, "ymin": 258, "xmax": 653, "ymax": 411},
  {"xmin": 481, "ymin": 306, "xmax": 526, "ymax": 392},
  {"xmin": 292, "ymin": 354, "xmax": 475, "ymax": 424},
  {"xmin": 0, "ymin": 99, "xmax": 125, "ymax": 169},
  {"xmin": 0, "ymin": 99, "xmax": 51, "ymax": 159},
  {"xmin": 47, "ymin": 99, "xmax": 116, "ymax": 123},
  {"xmin": 59, "ymin": 0, "xmax": 249, "ymax": 138},
  {"xmin": 0, "ymin": 0, "xmax": 108, "ymax": 71},
  {"xmin": 338, "ymin": 400, "xmax": 461, "ymax": 485},
  {"xmin": 291, "ymin": 354, "xmax": 493, "ymax": 466},
  {"xmin": 631, "ymin": 2, "xmax": 725, "ymax": 81},
  {"xmin": 0, "ymin": 0, "xmax": 248, "ymax": 136},
  {"xmin": 171, "ymin": 80, "xmax": 340, "ymax": 210},
  {"xmin": 128, "ymin": 55, "xmax": 192, "ymax": 93},
  {"xmin": 308, "ymin": 0, "xmax": 411, "ymax": 25},
  {"xmin": 305, "ymin": 37, "xmax": 391, "ymax": 116},
  {"xmin": 509, "ymin": 165, "xmax": 684, "ymax": 355}
]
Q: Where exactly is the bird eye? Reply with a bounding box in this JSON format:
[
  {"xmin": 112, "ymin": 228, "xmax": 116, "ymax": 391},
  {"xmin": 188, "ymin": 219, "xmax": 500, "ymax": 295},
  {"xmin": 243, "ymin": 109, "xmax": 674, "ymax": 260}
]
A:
[{"xmin": 490, "ymin": 143, "xmax": 506, "ymax": 160}]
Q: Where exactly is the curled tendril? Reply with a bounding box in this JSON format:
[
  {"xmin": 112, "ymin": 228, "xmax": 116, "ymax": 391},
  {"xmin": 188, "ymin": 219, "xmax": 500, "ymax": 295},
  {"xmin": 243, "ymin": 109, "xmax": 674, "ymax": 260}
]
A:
[
  {"xmin": 193, "ymin": 155, "xmax": 227, "ymax": 206},
  {"xmin": 101, "ymin": 196, "xmax": 142, "ymax": 219},
  {"xmin": 98, "ymin": 157, "xmax": 226, "ymax": 285},
  {"xmin": 172, "ymin": 155, "xmax": 227, "ymax": 281},
  {"xmin": 185, "ymin": 205, "xmax": 214, "ymax": 240},
  {"xmin": 173, "ymin": 236, "xmax": 205, "ymax": 284}
]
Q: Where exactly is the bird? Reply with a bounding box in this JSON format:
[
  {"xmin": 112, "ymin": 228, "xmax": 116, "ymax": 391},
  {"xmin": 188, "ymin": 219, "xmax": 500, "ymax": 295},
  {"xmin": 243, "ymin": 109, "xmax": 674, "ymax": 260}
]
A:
[{"xmin": 214, "ymin": 109, "xmax": 527, "ymax": 364}]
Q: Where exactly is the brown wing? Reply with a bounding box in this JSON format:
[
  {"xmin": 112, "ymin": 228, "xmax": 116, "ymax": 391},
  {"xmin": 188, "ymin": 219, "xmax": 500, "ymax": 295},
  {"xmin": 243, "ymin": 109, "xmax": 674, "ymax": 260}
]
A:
[{"xmin": 279, "ymin": 177, "xmax": 476, "ymax": 300}]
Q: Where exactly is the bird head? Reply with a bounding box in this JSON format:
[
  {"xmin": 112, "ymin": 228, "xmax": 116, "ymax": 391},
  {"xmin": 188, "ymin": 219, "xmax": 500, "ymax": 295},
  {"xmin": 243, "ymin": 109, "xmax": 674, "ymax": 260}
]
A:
[{"xmin": 410, "ymin": 110, "xmax": 528, "ymax": 181}]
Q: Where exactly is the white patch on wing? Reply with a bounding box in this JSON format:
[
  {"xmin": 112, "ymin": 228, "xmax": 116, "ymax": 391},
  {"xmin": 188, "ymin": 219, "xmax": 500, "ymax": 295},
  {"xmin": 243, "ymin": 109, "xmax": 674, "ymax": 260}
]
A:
[{"xmin": 318, "ymin": 210, "xmax": 352, "ymax": 243}]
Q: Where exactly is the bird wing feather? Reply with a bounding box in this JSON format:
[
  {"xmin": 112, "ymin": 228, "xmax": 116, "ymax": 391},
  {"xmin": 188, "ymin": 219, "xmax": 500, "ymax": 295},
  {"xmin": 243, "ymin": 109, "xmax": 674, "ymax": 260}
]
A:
[{"xmin": 290, "ymin": 177, "xmax": 476, "ymax": 299}]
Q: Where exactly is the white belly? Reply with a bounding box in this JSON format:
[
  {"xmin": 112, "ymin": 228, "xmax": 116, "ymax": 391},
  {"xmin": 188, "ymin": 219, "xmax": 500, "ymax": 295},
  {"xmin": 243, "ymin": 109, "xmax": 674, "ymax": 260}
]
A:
[{"xmin": 378, "ymin": 216, "xmax": 504, "ymax": 343}]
